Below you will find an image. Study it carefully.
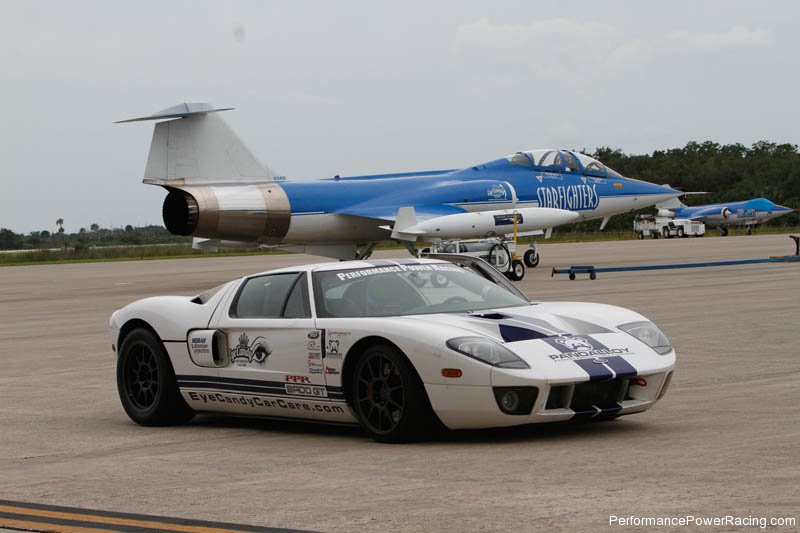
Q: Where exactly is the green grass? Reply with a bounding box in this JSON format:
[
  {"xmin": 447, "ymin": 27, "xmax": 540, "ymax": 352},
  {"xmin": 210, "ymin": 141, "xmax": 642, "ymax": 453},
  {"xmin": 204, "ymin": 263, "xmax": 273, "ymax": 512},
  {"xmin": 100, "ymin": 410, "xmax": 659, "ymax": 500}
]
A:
[
  {"xmin": 0, "ymin": 244, "xmax": 283, "ymax": 267},
  {"xmin": 2, "ymin": 226, "xmax": 798, "ymax": 267}
]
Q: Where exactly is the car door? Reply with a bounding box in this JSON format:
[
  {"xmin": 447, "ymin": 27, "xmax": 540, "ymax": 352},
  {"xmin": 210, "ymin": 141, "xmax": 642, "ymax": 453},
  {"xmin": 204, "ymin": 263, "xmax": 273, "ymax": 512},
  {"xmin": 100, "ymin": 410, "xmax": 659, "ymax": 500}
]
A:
[{"xmin": 209, "ymin": 271, "xmax": 333, "ymax": 419}]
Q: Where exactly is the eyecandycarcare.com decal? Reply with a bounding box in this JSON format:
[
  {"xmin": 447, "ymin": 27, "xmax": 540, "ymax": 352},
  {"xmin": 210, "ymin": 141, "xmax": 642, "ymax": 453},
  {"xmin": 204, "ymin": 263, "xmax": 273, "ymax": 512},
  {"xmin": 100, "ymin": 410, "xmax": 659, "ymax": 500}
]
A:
[
  {"xmin": 186, "ymin": 391, "xmax": 344, "ymax": 414},
  {"xmin": 177, "ymin": 374, "xmax": 352, "ymax": 421}
]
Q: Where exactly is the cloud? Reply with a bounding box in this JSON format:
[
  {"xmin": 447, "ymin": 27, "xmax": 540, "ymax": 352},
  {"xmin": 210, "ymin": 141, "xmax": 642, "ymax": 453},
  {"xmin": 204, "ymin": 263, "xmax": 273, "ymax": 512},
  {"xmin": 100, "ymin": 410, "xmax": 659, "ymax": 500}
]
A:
[
  {"xmin": 454, "ymin": 17, "xmax": 650, "ymax": 79},
  {"xmin": 666, "ymin": 26, "xmax": 774, "ymax": 52}
]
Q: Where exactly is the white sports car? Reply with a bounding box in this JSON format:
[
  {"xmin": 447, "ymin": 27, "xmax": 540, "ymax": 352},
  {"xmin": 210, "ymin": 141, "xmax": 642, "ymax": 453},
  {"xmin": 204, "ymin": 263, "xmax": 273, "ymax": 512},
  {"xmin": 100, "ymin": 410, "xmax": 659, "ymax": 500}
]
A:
[{"xmin": 110, "ymin": 256, "xmax": 675, "ymax": 443}]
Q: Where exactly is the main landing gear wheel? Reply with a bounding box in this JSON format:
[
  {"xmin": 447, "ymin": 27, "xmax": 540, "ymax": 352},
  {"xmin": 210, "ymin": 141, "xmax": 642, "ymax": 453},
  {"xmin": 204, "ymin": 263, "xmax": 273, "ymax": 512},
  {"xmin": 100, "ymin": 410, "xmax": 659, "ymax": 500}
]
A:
[
  {"xmin": 117, "ymin": 328, "xmax": 194, "ymax": 426},
  {"xmin": 523, "ymin": 248, "xmax": 540, "ymax": 268},
  {"xmin": 508, "ymin": 260, "xmax": 525, "ymax": 281},
  {"xmin": 351, "ymin": 344, "xmax": 433, "ymax": 443},
  {"xmin": 719, "ymin": 226, "xmax": 729, "ymax": 237}
]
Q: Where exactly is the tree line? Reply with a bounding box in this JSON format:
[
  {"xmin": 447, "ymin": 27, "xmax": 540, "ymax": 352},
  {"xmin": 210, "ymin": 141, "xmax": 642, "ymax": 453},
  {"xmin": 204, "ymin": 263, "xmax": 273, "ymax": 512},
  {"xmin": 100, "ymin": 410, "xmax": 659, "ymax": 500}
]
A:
[{"xmin": 0, "ymin": 224, "xmax": 190, "ymax": 251}]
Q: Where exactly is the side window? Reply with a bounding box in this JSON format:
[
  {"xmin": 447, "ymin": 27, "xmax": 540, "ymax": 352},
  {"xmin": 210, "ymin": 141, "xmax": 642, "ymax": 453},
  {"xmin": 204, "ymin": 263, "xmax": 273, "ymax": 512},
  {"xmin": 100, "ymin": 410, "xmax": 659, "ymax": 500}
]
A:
[
  {"xmin": 283, "ymin": 273, "xmax": 311, "ymax": 318},
  {"xmin": 231, "ymin": 273, "xmax": 302, "ymax": 318}
]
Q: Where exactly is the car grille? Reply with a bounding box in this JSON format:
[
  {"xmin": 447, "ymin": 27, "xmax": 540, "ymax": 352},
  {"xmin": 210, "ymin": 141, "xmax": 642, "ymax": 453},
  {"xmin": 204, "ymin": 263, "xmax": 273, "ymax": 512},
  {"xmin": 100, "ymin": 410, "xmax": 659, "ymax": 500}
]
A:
[
  {"xmin": 571, "ymin": 379, "xmax": 625, "ymax": 410},
  {"xmin": 546, "ymin": 378, "xmax": 627, "ymax": 411}
]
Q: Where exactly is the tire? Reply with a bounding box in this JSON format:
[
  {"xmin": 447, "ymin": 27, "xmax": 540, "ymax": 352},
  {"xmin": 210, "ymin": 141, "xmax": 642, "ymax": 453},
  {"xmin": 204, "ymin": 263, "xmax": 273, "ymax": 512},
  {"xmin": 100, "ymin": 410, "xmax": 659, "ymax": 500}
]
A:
[
  {"xmin": 523, "ymin": 249, "xmax": 540, "ymax": 268},
  {"xmin": 509, "ymin": 260, "xmax": 525, "ymax": 281},
  {"xmin": 350, "ymin": 343, "xmax": 434, "ymax": 443},
  {"xmin": 662, "ymin": 228, "xmax": 670, "ymax": 238},
  {"xmin": 720, "ymin": 226, "xmax": 728, "ymax": 237},
  {"xmin": 589, "ymin": 271, "xmax": 597, "ymax": 280},
  {"xmin": 637, "ymin": 232, "xmax": 644, "ymax": 240},
  {"xmin": 569, "ymin": 272, "xmax": 576, "ymax": 280},
  {"xmin": 651, "ymin": 232, "xmax": 658, "ymax": 239},
  {"xmin": 117, "ymin": 328, "xmax": 194, "ymax": 426},
  {"xmin": 677, "ymin": 228, "xmax": 685, "ymax": 238},
  {"xmin": 746, "ymin": 226, "xmax": 753, "ymax": 236}
]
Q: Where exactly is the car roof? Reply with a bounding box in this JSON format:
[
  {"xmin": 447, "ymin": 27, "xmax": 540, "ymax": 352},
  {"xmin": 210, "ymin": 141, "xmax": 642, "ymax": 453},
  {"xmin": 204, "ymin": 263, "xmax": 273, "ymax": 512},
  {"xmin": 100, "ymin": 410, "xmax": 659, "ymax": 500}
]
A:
[{"xmin": 249, "ymin": 257, "xmax": 451, "ymax": 277}]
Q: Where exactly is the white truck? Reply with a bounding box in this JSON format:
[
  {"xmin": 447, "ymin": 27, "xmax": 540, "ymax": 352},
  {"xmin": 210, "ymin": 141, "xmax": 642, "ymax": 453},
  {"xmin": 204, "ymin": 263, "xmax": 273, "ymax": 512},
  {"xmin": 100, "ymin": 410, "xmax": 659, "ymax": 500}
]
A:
[{"xmin": 634, "ymin": 214, "xmax": 705, "ymax": 239}]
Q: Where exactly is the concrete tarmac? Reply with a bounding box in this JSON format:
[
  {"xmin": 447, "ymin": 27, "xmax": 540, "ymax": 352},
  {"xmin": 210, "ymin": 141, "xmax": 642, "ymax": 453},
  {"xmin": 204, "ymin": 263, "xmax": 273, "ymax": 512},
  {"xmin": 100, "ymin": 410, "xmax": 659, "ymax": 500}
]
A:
[{"xmin": 1, "ymin": 234, "xmax": 798, "ymax": 531}]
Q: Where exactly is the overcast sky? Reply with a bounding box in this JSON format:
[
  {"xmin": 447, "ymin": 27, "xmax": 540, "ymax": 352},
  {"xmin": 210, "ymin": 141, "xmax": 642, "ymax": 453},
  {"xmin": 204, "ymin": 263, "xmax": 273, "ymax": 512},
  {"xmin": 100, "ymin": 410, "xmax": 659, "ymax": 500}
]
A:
[{"xmin": 2, "ymin": 0, "xmax": 799, "ymax": 233}]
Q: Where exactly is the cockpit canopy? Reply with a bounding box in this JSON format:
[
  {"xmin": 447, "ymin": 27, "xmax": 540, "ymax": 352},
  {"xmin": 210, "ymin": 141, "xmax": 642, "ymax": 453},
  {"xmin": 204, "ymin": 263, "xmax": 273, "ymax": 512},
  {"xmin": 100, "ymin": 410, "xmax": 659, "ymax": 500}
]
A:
[{"xmin": 507, "ymin": 150, "xmax": 622, "ymax": 178}]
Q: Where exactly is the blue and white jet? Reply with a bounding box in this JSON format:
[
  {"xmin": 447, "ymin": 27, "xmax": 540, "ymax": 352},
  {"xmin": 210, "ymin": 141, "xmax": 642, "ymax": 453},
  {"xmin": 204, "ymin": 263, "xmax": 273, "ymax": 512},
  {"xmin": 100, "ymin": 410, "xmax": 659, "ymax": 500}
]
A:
[
  {"xmin": 656, "ymin": 197, "xmax": 794, "ymax": 235},
  {"xmin": 119, "ymin": 103, "xmax": 683, "ymax": 263}
]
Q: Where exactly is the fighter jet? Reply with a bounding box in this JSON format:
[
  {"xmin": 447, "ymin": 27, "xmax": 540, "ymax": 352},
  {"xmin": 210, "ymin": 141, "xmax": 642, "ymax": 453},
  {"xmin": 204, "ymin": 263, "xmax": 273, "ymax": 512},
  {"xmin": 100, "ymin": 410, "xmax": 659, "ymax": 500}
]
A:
[
  {"xmin": 118, "ymin": 103, "xmax": 683, "ymax": 263},
  {"xmin": 656, "ymin": 197, "xmax": 794, "ymax": 235}
]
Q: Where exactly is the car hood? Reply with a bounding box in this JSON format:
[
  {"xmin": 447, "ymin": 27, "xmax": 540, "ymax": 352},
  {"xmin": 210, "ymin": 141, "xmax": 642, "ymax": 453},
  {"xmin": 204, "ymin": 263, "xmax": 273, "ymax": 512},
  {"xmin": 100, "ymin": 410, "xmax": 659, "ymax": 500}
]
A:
[{"xmin": 407, "ymin": 302, "xmax": 672, "ymax": 381}]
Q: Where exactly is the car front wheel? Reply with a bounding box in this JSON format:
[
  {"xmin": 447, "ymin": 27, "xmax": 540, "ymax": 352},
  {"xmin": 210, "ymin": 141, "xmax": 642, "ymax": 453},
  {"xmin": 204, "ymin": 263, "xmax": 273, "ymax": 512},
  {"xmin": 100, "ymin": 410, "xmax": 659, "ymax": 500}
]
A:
[
  {"xmin": 351, "ymin": 344, "xmax": 433, "ymax": 443},
  {"xmin": 117, "ymin": 328, "xmax": 194, "ymax": 426}
]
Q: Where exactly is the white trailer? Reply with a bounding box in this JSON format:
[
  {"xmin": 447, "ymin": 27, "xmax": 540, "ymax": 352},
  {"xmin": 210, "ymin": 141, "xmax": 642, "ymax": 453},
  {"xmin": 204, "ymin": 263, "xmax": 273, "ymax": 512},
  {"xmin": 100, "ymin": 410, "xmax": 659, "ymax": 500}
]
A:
[{"xmin": 634, "ymin": 215, "xmax": 705, "ymax": 239}]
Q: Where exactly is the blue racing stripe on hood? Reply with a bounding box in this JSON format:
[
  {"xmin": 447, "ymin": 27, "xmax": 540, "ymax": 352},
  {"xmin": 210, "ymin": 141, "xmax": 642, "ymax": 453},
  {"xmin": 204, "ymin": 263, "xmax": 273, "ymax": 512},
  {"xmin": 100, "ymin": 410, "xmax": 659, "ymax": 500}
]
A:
[
  {"xmin": 499, "ymin": 324, "xmax": 549, "ymax": 342},
  {"xmin": 572, "ymin": 358, "xmax": 614, "ymax": 381}
]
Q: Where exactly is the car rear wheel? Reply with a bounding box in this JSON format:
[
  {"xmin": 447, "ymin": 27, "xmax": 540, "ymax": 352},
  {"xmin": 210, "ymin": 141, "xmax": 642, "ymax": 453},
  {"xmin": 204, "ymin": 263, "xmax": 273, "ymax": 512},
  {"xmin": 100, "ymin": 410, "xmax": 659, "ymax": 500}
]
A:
[
  {"xmin": 117, "ymin": 328, "xmax": 194, "ymax": 426},
  {"xmin": 351, "ymin": 344, "xmax": 433, "ymax": 443}
]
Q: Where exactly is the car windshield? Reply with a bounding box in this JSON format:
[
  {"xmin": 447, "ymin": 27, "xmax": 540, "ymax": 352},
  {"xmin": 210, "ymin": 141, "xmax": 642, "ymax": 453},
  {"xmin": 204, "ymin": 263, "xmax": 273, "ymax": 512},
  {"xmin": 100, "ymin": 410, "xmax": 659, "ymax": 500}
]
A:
[{"xmin": 313, "ymin": 263, "xmax": 529, "ymax": 318}]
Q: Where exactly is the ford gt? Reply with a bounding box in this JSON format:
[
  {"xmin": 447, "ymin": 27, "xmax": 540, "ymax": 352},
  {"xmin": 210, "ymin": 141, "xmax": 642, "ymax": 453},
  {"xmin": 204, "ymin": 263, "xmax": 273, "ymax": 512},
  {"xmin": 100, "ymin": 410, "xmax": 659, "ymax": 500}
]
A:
[{"xmin": 110, "ymin": 256, "xmax": 675, "ymax": 442}]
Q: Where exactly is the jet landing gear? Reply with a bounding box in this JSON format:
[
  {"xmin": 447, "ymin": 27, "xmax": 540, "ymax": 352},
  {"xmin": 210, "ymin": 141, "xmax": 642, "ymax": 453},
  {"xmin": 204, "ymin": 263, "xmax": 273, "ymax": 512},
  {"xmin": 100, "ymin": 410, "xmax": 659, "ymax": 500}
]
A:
[
  {"xmin": 746, "ymin": 225, "xmax": 753, "ymax": 236},
  {"xmin": 719, "ymin": 225, "xmax": 729, "ymax": 237},
  {"xmin": 355, "ymin": 243, "xmax": 377, "ymax": 260},
  {"xmin": 523, "ymin": 240, "xmax": 540, "ymax": 268}
]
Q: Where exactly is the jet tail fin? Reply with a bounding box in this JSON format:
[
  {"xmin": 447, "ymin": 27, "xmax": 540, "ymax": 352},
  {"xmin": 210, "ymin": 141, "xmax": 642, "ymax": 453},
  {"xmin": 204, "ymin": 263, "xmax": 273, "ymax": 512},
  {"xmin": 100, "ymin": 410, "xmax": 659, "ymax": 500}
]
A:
[{"xmin": 117, "ymin": 103, "xmax": 274, "ymax": 184}]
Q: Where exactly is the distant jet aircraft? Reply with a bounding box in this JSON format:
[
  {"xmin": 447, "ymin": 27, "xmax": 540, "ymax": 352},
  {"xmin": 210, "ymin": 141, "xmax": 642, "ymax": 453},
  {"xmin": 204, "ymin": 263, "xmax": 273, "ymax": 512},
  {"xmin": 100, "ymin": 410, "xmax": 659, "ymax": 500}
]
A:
[
  {"xmin": 656, "ymin": 197, "xmax": 794, "ymax": 235},
  {"xmin": 118, "ymin": 103, "xmax": 683, "ymax": 264}
]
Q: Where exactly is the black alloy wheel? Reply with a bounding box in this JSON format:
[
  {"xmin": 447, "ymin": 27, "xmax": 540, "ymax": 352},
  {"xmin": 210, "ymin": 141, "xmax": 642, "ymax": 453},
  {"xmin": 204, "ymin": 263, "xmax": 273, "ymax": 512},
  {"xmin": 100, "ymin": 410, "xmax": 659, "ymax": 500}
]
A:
[
  {"xmin": 124, "ymin": 343, "xmax": 159, "ymax": 410},
  {"xmin": 351, "ymin": 344, "xmax": 433, "ymax": 443},
  {"xmin": 117, "ymin": 328, "xmax": 194, "ymax": 426}
]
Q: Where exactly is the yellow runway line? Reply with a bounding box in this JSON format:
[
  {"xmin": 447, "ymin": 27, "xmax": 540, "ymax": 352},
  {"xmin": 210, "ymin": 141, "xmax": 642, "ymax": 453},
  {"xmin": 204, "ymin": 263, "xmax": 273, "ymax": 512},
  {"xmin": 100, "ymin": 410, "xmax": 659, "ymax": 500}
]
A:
[{"xmin": 0, "ymin": 503, "xmax": 253, "ymax": 532}]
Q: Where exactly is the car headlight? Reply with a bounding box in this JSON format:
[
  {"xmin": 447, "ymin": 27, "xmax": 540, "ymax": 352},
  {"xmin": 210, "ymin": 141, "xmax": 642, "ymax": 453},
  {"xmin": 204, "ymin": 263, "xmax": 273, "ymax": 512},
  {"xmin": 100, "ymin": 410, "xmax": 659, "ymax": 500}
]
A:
[
  {"xmin": 618, "ymin": 321, "xmax": 672, "ymax": 355},
  {"xmin": 446, "ymin": 337, "xmax": 529, "ymax": 369}
]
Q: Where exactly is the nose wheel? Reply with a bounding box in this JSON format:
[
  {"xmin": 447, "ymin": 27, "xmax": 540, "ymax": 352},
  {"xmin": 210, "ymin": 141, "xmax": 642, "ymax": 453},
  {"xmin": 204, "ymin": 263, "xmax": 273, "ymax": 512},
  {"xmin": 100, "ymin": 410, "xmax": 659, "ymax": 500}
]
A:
[{"xmin": 523, "ymin": 248, "xmax": 539, "ymax": 268}]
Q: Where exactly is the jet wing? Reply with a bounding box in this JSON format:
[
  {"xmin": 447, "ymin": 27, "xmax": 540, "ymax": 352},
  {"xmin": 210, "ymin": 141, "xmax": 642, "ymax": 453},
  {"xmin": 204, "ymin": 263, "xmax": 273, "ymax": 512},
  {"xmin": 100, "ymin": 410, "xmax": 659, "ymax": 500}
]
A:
[{"xmin": 334, "ymin": 203, "xmax": 467, "ymax": 222}]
